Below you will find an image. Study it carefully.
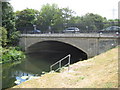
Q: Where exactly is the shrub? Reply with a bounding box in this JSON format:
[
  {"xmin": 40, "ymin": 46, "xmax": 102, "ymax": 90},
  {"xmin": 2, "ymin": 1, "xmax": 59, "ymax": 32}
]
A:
[{"xmin": 1, "ymin": 47, "xmax": 26, "ymax": 63}]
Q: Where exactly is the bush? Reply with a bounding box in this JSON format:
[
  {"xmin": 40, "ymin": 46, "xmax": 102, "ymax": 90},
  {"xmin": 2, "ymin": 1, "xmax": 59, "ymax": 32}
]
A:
[{"xmin": 1, "ymin": 47, "xmax": 26, "ymax": 63}]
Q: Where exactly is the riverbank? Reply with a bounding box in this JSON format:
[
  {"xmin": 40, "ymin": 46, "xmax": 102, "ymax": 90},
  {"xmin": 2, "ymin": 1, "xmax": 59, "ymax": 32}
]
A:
[{"xmin": 11, "ymin": 46, "xmax": 119, "ymax": 88}]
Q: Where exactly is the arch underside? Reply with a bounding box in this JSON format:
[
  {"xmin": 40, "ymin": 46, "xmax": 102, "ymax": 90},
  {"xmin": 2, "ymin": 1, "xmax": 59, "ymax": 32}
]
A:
[{"xmin": 27, "ymin": 40, "xmax": 88, "ymax": 63}]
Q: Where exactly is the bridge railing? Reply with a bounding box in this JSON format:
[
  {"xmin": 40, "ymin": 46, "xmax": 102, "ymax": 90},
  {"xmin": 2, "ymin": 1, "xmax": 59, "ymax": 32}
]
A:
[
  {"xmin": 50, "ymin": 54, "xmax": 71, "ymax": 72},
  {"xmin": 19, "ymin": 29, "xmax": 100, "ymax": 34}
]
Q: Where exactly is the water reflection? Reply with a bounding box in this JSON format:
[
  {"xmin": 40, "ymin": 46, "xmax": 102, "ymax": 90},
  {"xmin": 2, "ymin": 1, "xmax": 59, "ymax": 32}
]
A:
[
  {"xmin": 2, "ymin": 52, "xmax": 72, "ymax": 89},
  {"xmin": 2, "ymin": 47, "xmax": 87, "ymax": 89}
]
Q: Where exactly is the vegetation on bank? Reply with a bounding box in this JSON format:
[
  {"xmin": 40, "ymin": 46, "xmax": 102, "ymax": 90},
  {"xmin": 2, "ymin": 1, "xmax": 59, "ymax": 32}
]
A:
[
  {"xmin": 12, "ymin": 46, "xmax": 119, "ymax": 88},
  {"xmin": 0, "ymin": 27, "xmax": 25, "ymax": 64},
  {"xmin": 0, "ymin": 47, "xmax": 25, "ymax": 64},
  {"xmin": 0, "ymin": 2, "xmax": 26, "ymax": 64}
]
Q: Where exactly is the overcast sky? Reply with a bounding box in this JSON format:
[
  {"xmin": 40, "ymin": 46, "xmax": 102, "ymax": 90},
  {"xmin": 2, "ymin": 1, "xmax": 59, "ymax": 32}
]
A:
[{"xmin": 9, "ymin": 0, "xmax": 119, "ymax": 19}]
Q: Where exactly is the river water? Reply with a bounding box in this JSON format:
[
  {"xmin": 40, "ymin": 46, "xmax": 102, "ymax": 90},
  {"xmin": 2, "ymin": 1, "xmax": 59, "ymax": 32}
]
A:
[{"xmin": 2, "ymin": 50, "xmax": 86, "ymax": 89}]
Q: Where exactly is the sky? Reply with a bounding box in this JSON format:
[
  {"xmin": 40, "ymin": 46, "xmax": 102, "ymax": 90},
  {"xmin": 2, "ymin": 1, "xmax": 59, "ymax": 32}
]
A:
[{"xmin": 9, "ymin": 0, "xmax": 119, "ymax": 19}]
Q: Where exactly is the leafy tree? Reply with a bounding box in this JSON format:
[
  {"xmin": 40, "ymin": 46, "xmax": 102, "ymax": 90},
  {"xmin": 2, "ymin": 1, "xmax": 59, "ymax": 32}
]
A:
[
  {"xmin": 68, "ymin": 16, "xmax": 81, "ymax": 28},
  {"xmin": 15, "ymin": 9, "xmax": 39, "ymax": 32},
  {"xmin": 79, "ymin": 13, "xmax": 105, "ymax": 30},
  {"xmin": 61, "ymin": 7, "xmax": 75, "ymax": 28},
  {"xmin": 2, "ymin": 2, "xmax": 20, "ymax": 46},
  {"xmin": 36, "ymin": 4, "xmax": 61, "ymax": 32},
  {"xmin": 0, "ymin": 27, "xmax": 7, "ymax": 47},
  {"xmin": 36, "ymin": 4, "xmax": 75, "ymax": 33},
  {"xmin": 2, "ymin": 2, "xmax": 16, "ymax": 38},
  {"xmin": 107, "ymin": 19, "xmax": 119, "ymax": 26}
]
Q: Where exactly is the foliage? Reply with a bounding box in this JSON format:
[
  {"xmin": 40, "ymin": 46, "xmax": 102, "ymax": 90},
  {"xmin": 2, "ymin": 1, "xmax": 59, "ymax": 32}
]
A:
[
  {"xmin": 2, "ymin": 2, "xmax": 16, "ymax": 38},
  {"xmin": 1, "ymin": 3, "xmax": 26, "ymax": 64},
  {"xmin": 15, "ymin": 4, "xmax": 75, "ymax": 33},
  {"xmin": 1, "ymin": 47, "xmax": 26, "ymax": 64},
  {"xmin": 15, "ymin": 8, "xmax": 39, "ymax": 31},
  {"xmin": 38, "ymin": 4, "xmax": 66, "ymax": 32},
  {"xmin": 0, "ymin": 27, "xmax": 7, "ymax": 46},
  {"xmin": 107, "ymin": 19, "xmax": 119, "ymax": 26},
  {"xmin": 39, "ymin": 4, "xmax": 75, "ymax": 32},
  {"xmin": 76, "ymin": 13, "xmax": 105, "ymax": 30},
  {"xmin": 15, "ymin": 3, "xmax": 118, "ymax": 33},
  {"xmin": 9, "ymin": 31, "xmax": 20, "ymax": 46},
  {"xmin": 0, "ymin": 46, "xmax": 2, "ymax": 63},
  {"xmin": 2, "ymin": 2, "xmax": 21, "ymax": 46},
  {"xmin": 61, "ymin": 7, "xmax": 75, "ymax": 26},
  {"xmin": 37, "ymin": 4, "xmax": 58, "ymax": 32}
]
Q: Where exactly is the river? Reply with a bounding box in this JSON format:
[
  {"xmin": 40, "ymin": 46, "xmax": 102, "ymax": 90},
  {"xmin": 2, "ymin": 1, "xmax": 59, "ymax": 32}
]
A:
[{"xmin": 2, "ymin": 49, "xmax": 87, "ymax": 89}]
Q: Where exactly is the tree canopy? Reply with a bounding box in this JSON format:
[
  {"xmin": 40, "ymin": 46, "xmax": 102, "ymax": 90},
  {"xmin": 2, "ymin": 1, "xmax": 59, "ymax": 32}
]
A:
[
  {"xmin": 2, "ymin": 2, "xmax": 20, "ymax": 46},
  {"xmin": 2, "ymin": 2, "xmax": 16, "ymax": 37},
  {"xmin": 16, "ymin": 4, "xmax": 76, "ymax": 33},
  {"xmin": 13, "ymin": 3, "xmax": 119, "ymax": 33},
  {"xmin": 15, "ymin": 8, "xmax": 39, "ymax": 30},
  {"xmin": 77, "ymin": 13, "xmax": 106, "ymax": 30}
]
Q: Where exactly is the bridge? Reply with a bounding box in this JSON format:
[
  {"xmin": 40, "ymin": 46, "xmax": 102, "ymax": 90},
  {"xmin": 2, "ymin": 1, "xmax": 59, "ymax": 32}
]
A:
[{"xmin": 19, "ymin": 33, "xmax": 119, "ymax": 58}]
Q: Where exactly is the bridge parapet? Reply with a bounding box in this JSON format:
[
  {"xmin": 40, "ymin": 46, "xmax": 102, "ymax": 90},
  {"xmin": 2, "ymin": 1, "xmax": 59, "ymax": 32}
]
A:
[{"xmin": 20, "ymin": 33, "xmax": 119, "ymax": 38}]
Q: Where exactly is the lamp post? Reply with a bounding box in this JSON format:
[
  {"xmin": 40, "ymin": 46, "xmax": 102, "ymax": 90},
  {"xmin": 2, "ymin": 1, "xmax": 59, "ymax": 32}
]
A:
[
  {"xmin": 48, "ymin": 26, "xmax": 51, "ymax": 34},
  {"xmin": 33, "ymin": 25, "xmax": 37, "ymax": 30},
  {"xmin": 86, "ymin": 26, "xmax": 88, "ymax": 33}
]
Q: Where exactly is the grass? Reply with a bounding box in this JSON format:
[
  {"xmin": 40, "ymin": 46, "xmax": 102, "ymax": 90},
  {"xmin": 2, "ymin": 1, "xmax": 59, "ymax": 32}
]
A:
[{"xmin": 11, "ymin": 46, "xmax": 119, "ymax": 88}]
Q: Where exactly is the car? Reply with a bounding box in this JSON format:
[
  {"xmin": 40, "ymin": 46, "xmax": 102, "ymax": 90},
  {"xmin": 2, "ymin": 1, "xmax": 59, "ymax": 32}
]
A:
[
  {"xmin": 63, "ymin": 27, "xmax": 80, "ymax": 33},
  {"xmin": 30, "ymin": 29, "xmax": 41, "ymax": 34},
  {"xmin": 99, "ymin": 26, "xmax": 120, "ymax": 33}
]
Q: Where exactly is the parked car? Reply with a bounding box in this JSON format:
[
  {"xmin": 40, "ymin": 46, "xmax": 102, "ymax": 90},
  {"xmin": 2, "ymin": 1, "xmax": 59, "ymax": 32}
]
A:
[
  {"xmin": 29, "ymin": 29, "xmax": 41, "ymax": 34},
  {"xmin": 99, "ymin": 26, "xmax": 120, "ymax": 33},
  {"xmin": 63, "ymin": 27, "xmax": 80, "ymax": 33}
]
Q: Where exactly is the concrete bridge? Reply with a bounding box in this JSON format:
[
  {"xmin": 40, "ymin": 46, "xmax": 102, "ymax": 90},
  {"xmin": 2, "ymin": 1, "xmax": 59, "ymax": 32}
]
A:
[{"xmin": 19, "ymin": 33, "xmax": 119, "ymax": 58}]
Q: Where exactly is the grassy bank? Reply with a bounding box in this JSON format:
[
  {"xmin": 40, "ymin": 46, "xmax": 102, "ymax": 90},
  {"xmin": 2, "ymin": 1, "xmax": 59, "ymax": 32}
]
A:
[
  {"xmin": 11, "ymin": 46, "xmax": 119, "ymax": 88},
  {"xmin": 0, "ymin": 47, "xmax": 25, "ymax": 64}
]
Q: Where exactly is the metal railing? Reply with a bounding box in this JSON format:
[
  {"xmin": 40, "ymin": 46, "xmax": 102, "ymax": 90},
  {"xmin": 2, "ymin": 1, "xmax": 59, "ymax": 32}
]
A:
[{"xmin": 50, "ymin": 54, "xmax": 71, "ymax": 72}]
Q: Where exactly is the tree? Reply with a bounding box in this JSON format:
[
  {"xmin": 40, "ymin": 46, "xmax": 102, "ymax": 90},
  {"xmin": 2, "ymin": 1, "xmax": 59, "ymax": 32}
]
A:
[
  {"xmin": 2, "ymin": 2, "xmax": 22, "ymax": 46},
  {"xmin": 0, "ymin": 27, "xmax": 7, "ymax": 47},
  {"xmin": 61, "ymin": 7, "xmax": 75, "ymax": 28},
  {"xmin": 15, "ymin": 8, "xmax": 39, "ymax": 32},
  {"xmin": 36, "ymin": 4, "xmax": 62, "ymax": 32},
  {"xmin": 68, "ymin": 16, "xmax": 81, "ymax": 28},
  {"xmin": 2, "ymin": 2, "xmax": 16, "ymax": 38},
  {"xmin": 107, "ymin": 19, "xmax": 119, "ymax": 26},
  {"xmin": 36, "ymin": 4, "xmax": 75, "ymax": 33},
  {"xmin": 78, "ymin": 13, "xmax": 105, "ymax": 30}
]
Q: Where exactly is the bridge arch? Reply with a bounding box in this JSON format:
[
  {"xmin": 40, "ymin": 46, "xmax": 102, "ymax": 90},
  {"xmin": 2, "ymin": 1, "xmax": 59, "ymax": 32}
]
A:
[
  {"xmin": 27, "ymin": 40, "xmax": 88, "ymax": 62},
  {"xmin": 19, "ymin": 34, "xmax": 118, "ymax": 58}
]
